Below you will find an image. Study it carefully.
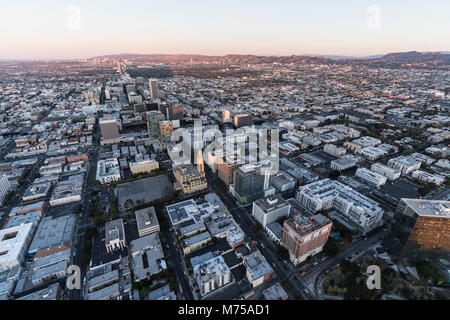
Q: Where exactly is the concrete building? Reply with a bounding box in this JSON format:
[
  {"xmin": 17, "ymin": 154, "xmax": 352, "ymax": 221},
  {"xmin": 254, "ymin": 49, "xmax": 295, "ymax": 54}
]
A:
[
  {"xmin": 148, "ymin": 78, "xmax": 158, "ymax": 99},
  {"xmin": 0, "ymin": 175, "xmax": 11, "ymax": 206},
  {"xmin": 323, "ymin": 144, "xmax": 346, "ymax": 157},
  {"xmin": 330, "ymin": 154, "xmax": 361, "ymax": 171},
  {"xmin": 130, "ymin": 233, "xmax": 166, "ymax": 281},
  {"xmin": 263, "ymin": 283, "xmax": 289, "ymax": 300},
  {"xmin": 28, "ymin": 215, "xmax": 76, "ymax": 254},
  {"xmin": 181, "ymin": 232, "xmax": 212, "ymax": 255},
  {"xmin": 218, "ymin": 154, "xmax": 241, "ymax": 186},
  {"xmin": 129, "ymin": 155, "xmax": 159, "ymax": 175},
  {"xmin": 234, "ymin": 114, "xmax": 252, "ymax": 128},
  {"xmin": 146, "ymin": 111, "xmax": 164, "ymax": 138},
  {"xmin": 281, "ymin": 203, "xmax": 332, "ymax": 264},
  {"xmin": 0, "ymin": 223, "xmax": 33, "ymax": 272},
  {"xmin": 355, "ymin": 168, "xmax": 387, "ymax": 187},
  {"xmin": 243, "ymin": 251, "xmax": 274, "ymax": 288},
  {"xmin": 371, "ymin": 163, "xmax": 401, "ymax": 181},
  {"xmin": 105, "ymin": 219, "xmax": 126, "ymax": 253},
  {"xmin": 411, "ymin": 170, "xmax": 445, "ymax": 185},
  {"xmin": 296, "ymin": 179, "xmax": 383, "ymax": 231},
  {"xmin": 135, "ymin": 207, "xmax": 160, "ymax": 237},
  {"xmin": 252, "ymin": 195, "xmax": 291, "ymax": 228},
  {"xmin": 17, "ymin": 283, "xmax": 62, "ymax": 300},
  {"xmin": 270, "ymin": 171, "xmax": 296, "ymax": 192},
  {"xmin": 194, "ymin": 255, "xmax": 231, "ymax": 296},
  {"xmin": 173, "ymin": 164, "xmax": 208, "ymax": 195},
  {"xmin": 230, "ymin": 160, "xmax": 274, "ymax": 204},
  {"xmin": 96, "ymin": 158, "xmax": 121, "ymax": 184},
  {"xmin": 99, "ymin": 118, "xmax": 120, "ymax": 145},
  {"xmin": 395, "ymin": 199, "xmax": 450, "ymax": 262},
  {"xmin": 158, "ymin": 120, "xmax": 173, "ymax": 141},
  {"xmin": 388, "ymin": 156, "xmax": 422, "ymax": 174}
]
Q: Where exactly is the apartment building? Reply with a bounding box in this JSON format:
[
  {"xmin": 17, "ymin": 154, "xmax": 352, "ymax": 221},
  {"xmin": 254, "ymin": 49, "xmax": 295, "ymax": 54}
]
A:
[
  {"xmin": 296, "ymin": 179, "xmax": 383, "ymax": 231},
  {"xmin": 355, "ymin": 168, "xmax": 387, "ymax": 187},
  {"xmin": 371, "ymin": 163, "xmax": 401, "ymax": 181}
]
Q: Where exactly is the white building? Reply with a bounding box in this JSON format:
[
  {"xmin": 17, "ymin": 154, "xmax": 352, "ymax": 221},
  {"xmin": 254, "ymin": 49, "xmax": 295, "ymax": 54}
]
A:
[
  {"xmin": 296, "ymin": 179, "xmax": 383, "ymax": 231},
  {"xmin": 0, "ymin": 223, "xmax": 34, "ymax": 272},
  {"xmin": 323, "ymin": 144, "xmax": 346, "ymax": 157},
  {"xmin": 355, "ymin": 146, "xmax": 388, "ymax": 161},
  {"xmin": 194, "ymin": 256, "xmax": 231, "ymax": 296},
  {"xmin": 0, "ymin": 175, "xmax": 11, "ymax": 206},
  {"xmin": 105, "ymin": 219, "xmax": 126, "ymax": 253},
  {"xmin": 388, "ymin": 156, "xmax": 421, "ymax": 174},
  {"xmin": 330, "ymin": 154, "xmax": 361, "ymax": 171},
  {"xmin": 252, "ymin": 195, "xmax": 291, "ymax": 228},
  {"xmin": 371, "ymin": 163, "xmax": 401, "ymax": 181},
  {"xmin": 411, "ymin": 170, "xmax": 445, "ymax": 185},
  {"xmin": 355, "ymin": 168, "xmax": 387, "ymax": 187},
  {"xmin": 96, "ymin": 158, "xmax": 121, "ymax": 184}
]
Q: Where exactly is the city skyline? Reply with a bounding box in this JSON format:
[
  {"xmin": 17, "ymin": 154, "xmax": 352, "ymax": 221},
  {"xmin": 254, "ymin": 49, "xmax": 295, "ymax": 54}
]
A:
[{"xmin": 1, "ymin": 0, "xmax": 449, "ymax": 60}]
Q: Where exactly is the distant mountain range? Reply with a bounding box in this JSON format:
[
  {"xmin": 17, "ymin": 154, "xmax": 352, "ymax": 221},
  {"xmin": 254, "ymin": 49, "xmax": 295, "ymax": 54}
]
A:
[{"xmin": 88, "ymin": 51, "xmax": 449, "ymax": 69}]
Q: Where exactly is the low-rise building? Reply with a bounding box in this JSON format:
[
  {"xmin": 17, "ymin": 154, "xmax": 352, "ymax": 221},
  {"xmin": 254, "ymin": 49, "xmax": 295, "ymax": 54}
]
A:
[
  {"xmin": 252, "ymin": 195, "xmax": 291, "ymax": 229},
  {"xmin": 355, "ymin": 168, "xmax": 387, "ymax": 187},
  {"xmin": 243, "ymin": 251, "xmax": 274, "ymax": 288},
  {"xmin": 371, "ymin": 163, "xmax": 401, "ymax": 181},
  {"xmin": 194, "ymin": 256, "xmax": 232, "ymax": 296}
]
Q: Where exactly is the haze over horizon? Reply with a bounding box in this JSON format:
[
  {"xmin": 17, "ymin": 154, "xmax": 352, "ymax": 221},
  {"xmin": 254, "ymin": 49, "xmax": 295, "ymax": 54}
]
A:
[{"xmin": 1, "ymin": 0, "xmax": 449, "ymax": 60}]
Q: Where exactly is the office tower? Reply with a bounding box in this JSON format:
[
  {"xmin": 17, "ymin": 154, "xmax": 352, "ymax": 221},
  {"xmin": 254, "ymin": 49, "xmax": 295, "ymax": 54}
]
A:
[
  {"xmin": 252, "ymin": 194, "xmax": 291, "ymax": 228},
  {"xmin": 173, "ymin": 165, "xmax": 208, "ymax": 195},
  {"xmin": 162, "ymin": 105, "xmax": 184, "ymax": 121},
  {"xmin": 159, "ymin": 120, "xmax": 174, "ymax": 142},
  {"xmin": 395, "ymin": 199, "xmax": 450, "ymax": 262},
  {"xmin": 0, "ymin": 174, "xmax": 11, "ymax": 206},
  {"xmin": 231, "ymin": 160, "xmax": 273, "ymax": 204},
  {"xmin": 234, "ymin": 114, "xmax": 253, "ymax": 128},
  {"xmin": 281, "ymin": 199, "xmax": 332, "ymax": 265},
  {"xmin": 222, "ymin": 110, "xmax": 231, "ymax": 123},
  {"xmin": 148, "ymin": 78, "xmax": 158, "ymax": 99},
  {"xmin": 99, "ymin": 118, "xmax": 120, "ymax": 144},
  {"xmin": 196, "ymin": 150, "xmax": 205, "ymax": 176},
  {"xmin": 146, "ymin": 111, "xmax": 164, "ymax": 138},
  {"xmin": 218, "ymin": 154, "xmax": 240, "ymax": 186}
]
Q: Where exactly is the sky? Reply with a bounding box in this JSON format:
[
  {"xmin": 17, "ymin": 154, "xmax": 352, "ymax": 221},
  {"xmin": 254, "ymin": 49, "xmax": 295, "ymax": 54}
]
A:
[{"xmin": 0, "ymin": 0, "xmax": 449, "ymax": 60}]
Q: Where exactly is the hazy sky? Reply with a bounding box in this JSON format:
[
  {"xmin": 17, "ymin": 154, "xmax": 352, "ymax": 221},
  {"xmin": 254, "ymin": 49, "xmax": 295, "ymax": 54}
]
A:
[{"xmin": 1, "ymin": 0, "xmax": 449, "ymax": 59}]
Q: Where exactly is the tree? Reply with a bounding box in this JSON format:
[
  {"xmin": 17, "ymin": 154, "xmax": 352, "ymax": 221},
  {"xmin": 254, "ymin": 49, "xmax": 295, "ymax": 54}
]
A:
[
  {"xmin": 277, "ymin": 245, "xmax": 290, "ymax": 260},
  {"xmin": 323, "ymin": 238, "xmax": 339, "ymax": 256},
  {"xmin": 329, "ymin": 170, "xmax": 341, "ymax": 180}
]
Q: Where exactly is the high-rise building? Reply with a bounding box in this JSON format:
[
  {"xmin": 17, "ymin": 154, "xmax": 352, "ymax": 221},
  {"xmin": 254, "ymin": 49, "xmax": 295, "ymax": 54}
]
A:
[
  {"xmin": 218, "ymin": 154, "xmax": 241, "ymax": 186},
  {"xmin": 252, "ymin": 194, "xmax": 291, "ymax": 228},
  {"xmin": 196, "ymin": 150, "xmax": 205, "ymax": 176},
  {"xmin": 146, "ymin": 111, "xmax": 164, "ymax": 138},
  {"xmin": 162, "ymin": 105, "xmax": 184, "ymax": 121},
  {"xmin": 173, "ymin": 165, "xmax": 208, "ymax": 195},
  {"xmin": 234, "ymin": 114, "xmax": 253, "ymax": 128},
  {"xmin": 395, "ymin": 198, "xmax": 450, "ymax": 262},
  {"xmin": 99, "ymin": 118, "xmax": 120, "ymax": 145},
  {"xmin": 148, "ymin": 78, "xmax": 158, "ymax": 99},
  {"xmin": 231, "ymin": 160, "xmax": 274, "ymax": 204},
  {"xmin": 281, "ymin": 199, "xmax": 332, "ymax": 265},
  {"xmin": 0, "ymin": 174, "xmax": 11, "ymax": 206},
  {"xmin": 159, "ymin": 120, "xmax": 174, "ymax": 142}
]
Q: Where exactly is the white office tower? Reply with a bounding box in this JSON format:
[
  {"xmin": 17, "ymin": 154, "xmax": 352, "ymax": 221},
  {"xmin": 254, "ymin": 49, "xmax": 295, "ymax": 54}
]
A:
[
  {"xmin": 148, "ymin": 79, "xmax": 158, "ymax": 99},
  {"xmin": 0, "ymin": 175, "xmax": 11, "ymax": 206}
]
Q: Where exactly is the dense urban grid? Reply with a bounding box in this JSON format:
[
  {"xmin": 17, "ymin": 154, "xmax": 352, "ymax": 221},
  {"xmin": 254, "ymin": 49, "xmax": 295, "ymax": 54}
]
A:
[{"xmin": 0, "ymin": 52, "xmax": 449, "ymax": 301}]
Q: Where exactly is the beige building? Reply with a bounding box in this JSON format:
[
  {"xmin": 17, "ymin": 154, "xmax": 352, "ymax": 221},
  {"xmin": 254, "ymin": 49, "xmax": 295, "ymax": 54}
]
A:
[
  {"xmin": 173, "ymin": 164, "xmax": 208, "ymax": 194},
  {"xmin": 159, "ymin": 120, "xmax": 173, "ymax": 142},
  {"xmin": 129, "ymin": 157, "xmax": 159, "ymax": 175}
]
